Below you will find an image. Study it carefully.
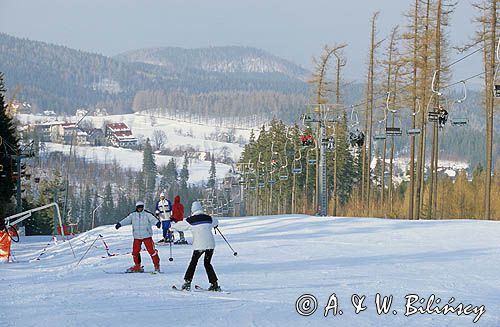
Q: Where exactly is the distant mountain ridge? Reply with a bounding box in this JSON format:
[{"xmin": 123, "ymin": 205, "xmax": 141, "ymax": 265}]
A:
[
  {"xmin": 0, "ymin": 33, "xmax": 308, "ymax": 118},
  {"xmin": 114, "ymin": 46, "xmax": 310, "ymax": 81}
]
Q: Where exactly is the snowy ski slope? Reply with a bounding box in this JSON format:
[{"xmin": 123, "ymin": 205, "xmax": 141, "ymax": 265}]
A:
[{"xmin": 1, "ymin": 215, "xmax": 499, "ymax": 326}]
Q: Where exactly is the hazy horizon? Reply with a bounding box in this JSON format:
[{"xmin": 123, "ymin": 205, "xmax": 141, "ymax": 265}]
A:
[{"xmin": 0, "ymin": 0, "xmax": 484, "ymax": 85}]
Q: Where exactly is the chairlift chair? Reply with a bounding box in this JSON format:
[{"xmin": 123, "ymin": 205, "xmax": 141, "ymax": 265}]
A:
[
  {"xmin": 306, "ymin": 148, "xmax": 316, "ymax": 165},
  {"xmin": 451, "ymin": 118, "xmax": 468, "ymax": 126},
  {"xmin": 373, "ymin": 113, "xmax": 387, "ymax": 140},
  {"xmin": 279, "ymin": 175, "xmax": 288, "ymax": 181},
  {"xmin": 291, "ymin": 145, "xmax": 303, "ymax": 174},
  {"xmin": 373, "ymin": 133, "xmax": 386, "ymax": 140},
  {"xmin": 428, "ymin": 111, "xmax": 439, "ymax": 123},
  {"xmin": 495, "ymin": 84, "xmax": 500, "ymax": 98},
  {"xmin": 449, "ymin": 81, "xmax": 468, "ymax": 127},
  {"xmin": 278, "ymin": 164, "xmax": 289, "ymax": 180},
  {"xmin": 302, "ymin": 114, "xmax": 313, "ymax": 127},
  {"xmin": 386, "ymin": 127, "xmax": 402, "ymax": 136},
  {"xmin": 407, "ymin": 128, "xmax": 421, "ymax": 136}
]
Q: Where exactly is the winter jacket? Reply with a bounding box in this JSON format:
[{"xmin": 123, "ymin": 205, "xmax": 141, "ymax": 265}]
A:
[
  {"xmin": 171, "ymin": 196, "xmax": 184, "ymax": 222},
  {"xmin": 155, "ymin": 199, "xmax": 172, "ymax": 221},
  {"xmin": 171, "ymin": 214, "xmax": 219, "ymax": 250},
  {"xmin": 119, "ymin": 210, "xmax": 159, "ymax": 239}
]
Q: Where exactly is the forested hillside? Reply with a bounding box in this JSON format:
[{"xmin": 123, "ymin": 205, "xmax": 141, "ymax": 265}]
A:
[
  {"xmin": 0, "ymin": 33, "xmax": 308, "ymax": 118},
  {"xmin": 1, "ymin": 32, "xmax": 497, "ymax": 165},
  {"xmin": 114, "ymin": 46, "xmax": 310, "ymax": 79}
]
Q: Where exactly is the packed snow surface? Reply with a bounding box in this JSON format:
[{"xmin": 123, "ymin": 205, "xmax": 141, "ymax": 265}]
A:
[{"xmin": 1, "ymin": 215, "xmax": 499, "ymax": 326}]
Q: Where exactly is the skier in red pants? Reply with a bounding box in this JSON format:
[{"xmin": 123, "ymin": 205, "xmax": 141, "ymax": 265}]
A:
[{"xmin": 115, "ymin": 201, "xmax": 162, "ymax": 273}]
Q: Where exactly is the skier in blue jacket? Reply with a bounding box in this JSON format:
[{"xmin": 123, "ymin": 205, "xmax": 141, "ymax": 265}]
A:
[{"xmin": 155, "ymin": 192, "xmax": 172, "ymax": 243}]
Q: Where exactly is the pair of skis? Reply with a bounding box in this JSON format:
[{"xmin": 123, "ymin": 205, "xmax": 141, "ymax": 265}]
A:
[
  {"xmin": 172, "ymin": 284, "xmax": 229, "ymax": 294},
  {"xmin": 104, "ymin": 270, "xmax": 164, "ymax": 275}
]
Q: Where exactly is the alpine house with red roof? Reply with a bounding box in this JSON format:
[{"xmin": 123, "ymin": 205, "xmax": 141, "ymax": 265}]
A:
[{"xmin": 105, "ymin": 123, "xmax": 138, "ymax": 148}]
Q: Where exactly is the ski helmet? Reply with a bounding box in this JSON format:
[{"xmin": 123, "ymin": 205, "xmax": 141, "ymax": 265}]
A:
[
  {"xmin": 160, "ymin": 192, "xmax": 165, "ymax": 198},
  {"xmin": 135, "ymin": 201, "xmax": 145, "ymax": 207}
]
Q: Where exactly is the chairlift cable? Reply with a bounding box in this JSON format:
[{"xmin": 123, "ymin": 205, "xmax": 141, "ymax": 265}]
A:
[
  {"xmin": 441, "ymin": 71, "xmax": 485, "ymax": 90},
  {"xmin": 442, "ymin": 45, "xmax": 485, "ymax": 71}
]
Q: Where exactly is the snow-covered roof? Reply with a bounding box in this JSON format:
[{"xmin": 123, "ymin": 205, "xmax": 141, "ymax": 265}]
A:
[
  {"xmin": 115, "ymin": 134, "xmax": 137, "ymax": 142},
  {"xmin": 106, "ymin": 123, "xmax": 131, "ymax": 132},
  {"xmin": 62, "ymin": 123, "xmax": 77, "ymax": 129},
  {"xmin": 113, "ymin": 130, "xmax": 132, "ymax": 137},
  {"xmin": 33, "ymin": 121, "xmax": 63, "ymax": 127}
]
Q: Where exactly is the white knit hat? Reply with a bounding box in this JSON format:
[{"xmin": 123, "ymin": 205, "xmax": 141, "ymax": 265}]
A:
[
  {"xmin": 191, "ymin": 201, "xmax": 204, "ymax": 215},
  {"xmin": 136, "ymin": 200, "xmax": 145, "ymax": 207},
  {"xmin": 160, "ymin": 192, "xmax": 165, "ymax": 197}
]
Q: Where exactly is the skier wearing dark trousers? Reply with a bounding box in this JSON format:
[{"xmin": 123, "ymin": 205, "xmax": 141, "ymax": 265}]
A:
[
  {"xmin": 115, "ymin": 201, "xmax": 162, "ymax": 273},
  {"xmin": 171, "ymin": 201, "xmax": 220, "ymax": 291},
  {"xmin": 155, "ymin": 192, "xmax": 172, "ymax": 243},
  {"xmin": 171, "ymin": 195, "xmax": 187, "ymax": 244}
]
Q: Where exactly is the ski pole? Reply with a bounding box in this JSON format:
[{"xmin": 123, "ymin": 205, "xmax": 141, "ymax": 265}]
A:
[
  {"xmin": 77, "ymin": 234, "xmax": 101, "ymax": 265},
  {"xmin": 32, "ymin": 240, "xmax": 52, "ymax": 261},
  {"xmin": 215, "ymin": 227, "xmax": 237, "ymax": 256},
  {"xmin": 168, "ymin": 229, "xmax": 173, "ymax": 261},
  {"xmin": 100, "ymin": 235, "xmax": 115, "ymax": 257},
  {"xmin": 168, "ymin": 239, "xmax": 173, "ymax": 261}
]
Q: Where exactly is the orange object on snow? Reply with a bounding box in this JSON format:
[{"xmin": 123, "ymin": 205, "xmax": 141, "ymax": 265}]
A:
[
  {"xmin": 57, "ymin": 225, "xmax": 70, "ymax": 236},
  {"xmin": 0, "ymin": 229, "xmax": 11, "ymax": 262}
]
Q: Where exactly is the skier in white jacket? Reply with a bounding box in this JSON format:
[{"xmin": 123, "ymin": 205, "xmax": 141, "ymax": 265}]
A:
[
  {"xmin": 171, "ymin": 201, "xmax": 220, "ymax": 291},
  {"xmin": 115, "ymin": 201, "xmax": 162, "ymax": 273}
]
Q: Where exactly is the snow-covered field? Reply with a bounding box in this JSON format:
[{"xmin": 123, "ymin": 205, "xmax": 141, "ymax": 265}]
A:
[
  {"xmin": 18, "ymin": 112, "xmax": 254, "ymax": 162},
  {"xmin": 42, "ymin": 142, "xmax": 232, "ymax": 184},
  {"xmin": 18, "ymin": 112, "xmax": 258, "ymax": 184},
  {"xmin": 2, "ymin": 215, "xmax": 499, "ymax": 326}
]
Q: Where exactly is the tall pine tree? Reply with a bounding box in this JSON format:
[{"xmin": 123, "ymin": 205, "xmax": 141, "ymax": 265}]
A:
[
  {"xmin": 180, "ymin": 153, "xmax": 190, "ymax": 190},
  {"xmin": 0, "ymin": 73, "xmax": 19, "ymax": 223},
  {"xmin": 142, "ymin": 138, "xmax": 157, "ymax": 206},
  {"xmin": 207, "ymin": 155, "xmax": 216, "ymax": 189}
]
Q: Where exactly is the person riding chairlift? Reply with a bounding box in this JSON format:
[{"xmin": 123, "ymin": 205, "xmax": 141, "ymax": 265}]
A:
[
  {"xmin": 349, "ymin": 129, "xmax": 365, "ymax": 147},
  {"xmin": 438, "ymin": 106, "xmax": 448, "ymax": 128},
  {"xmin": 300, "ymin": 134, "xmax": 314, "ymax": 147}
]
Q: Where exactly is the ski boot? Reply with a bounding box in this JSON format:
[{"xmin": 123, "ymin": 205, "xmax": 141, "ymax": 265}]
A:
[
  {"xmin": 158, "ymin": 238, "xmax": 165, "ymax": 243},
  {"xmin": 126, "ymin": 265, "xmax": 144, "ymax": 273},
  {"xmin": 154, "ymin": 264, "xmax": 161, "ymax": 273},
  {"xmin": 174, "ymin": 239, "xmax": 188, "ymax": 245},
  {"xmin": 208, "ymin": 282, "xmax": 221, "ymax": 292},
  {"xmin": 181, "ymin": 279, "xmax": 192, "ymax": 291}
]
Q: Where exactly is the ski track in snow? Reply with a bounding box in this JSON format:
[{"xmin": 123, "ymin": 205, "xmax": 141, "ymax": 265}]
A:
[{"xmin": 1, "ymin": 215, "xmax": 500, "ymax": 326}]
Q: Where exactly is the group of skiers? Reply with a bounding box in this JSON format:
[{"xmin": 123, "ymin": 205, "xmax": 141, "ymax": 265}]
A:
[
  {"xmin": 115, "ymin": 192, "xmax": 221, "ymax": 292},
  {"xmin": 155, "ymin": 193, "xmax": 187, "ymax": 244}
]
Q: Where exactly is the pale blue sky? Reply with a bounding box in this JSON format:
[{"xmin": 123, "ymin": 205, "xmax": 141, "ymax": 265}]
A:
[{"xmin": 0, "ymin": 0, "xmax": 482, "ymax": 84}]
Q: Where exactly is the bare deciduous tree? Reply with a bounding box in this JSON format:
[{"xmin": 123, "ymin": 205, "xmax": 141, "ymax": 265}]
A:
[{"xmin": 152, "ymin": 129, "xmax": 167, "ymax": 150}]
